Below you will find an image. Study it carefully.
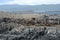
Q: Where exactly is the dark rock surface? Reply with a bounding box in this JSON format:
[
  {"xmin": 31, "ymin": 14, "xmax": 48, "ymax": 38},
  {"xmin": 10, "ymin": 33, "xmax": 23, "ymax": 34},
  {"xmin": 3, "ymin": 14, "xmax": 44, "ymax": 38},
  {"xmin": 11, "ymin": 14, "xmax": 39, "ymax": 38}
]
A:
[{"xmin": 0, "ymin": 25, "xmax": 60, "ymax": 40}]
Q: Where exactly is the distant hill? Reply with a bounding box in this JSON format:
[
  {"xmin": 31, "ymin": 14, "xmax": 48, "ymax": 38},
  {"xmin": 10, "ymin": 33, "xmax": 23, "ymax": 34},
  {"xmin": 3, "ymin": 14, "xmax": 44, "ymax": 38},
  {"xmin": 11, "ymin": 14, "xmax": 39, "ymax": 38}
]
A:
[{"xmin": 0, "ymin": 4, "xmax": 60, "ymax": 12}]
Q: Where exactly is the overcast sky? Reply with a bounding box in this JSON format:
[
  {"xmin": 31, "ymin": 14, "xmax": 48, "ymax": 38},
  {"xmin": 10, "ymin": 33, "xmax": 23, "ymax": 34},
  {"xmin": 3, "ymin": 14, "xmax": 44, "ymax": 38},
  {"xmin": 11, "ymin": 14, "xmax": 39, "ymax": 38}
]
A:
[{"xmin": 0, "ymin": 0, "xmax": 60, "ymax": 5}]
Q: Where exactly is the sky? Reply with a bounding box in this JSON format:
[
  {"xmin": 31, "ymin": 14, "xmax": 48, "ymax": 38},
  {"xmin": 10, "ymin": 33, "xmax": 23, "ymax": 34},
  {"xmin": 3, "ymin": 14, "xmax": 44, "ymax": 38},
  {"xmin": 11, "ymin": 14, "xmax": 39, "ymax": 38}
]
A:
[{"xmin": 0, "ymin": 0, "xmax": 60, "ymax": 5}]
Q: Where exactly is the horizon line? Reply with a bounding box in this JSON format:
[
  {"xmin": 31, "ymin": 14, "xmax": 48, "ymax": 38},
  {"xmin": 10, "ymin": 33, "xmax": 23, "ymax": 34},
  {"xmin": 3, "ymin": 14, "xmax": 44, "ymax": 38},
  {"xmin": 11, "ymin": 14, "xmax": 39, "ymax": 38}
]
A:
[{"xmin": 0, "ymin": 4, "xmax": 60, "ymax": 5}]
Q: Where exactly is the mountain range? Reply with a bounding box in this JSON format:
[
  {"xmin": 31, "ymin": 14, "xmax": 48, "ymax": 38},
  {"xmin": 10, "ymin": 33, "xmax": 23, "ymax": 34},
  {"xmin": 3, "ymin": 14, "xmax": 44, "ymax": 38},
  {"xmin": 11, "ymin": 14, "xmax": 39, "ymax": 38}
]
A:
[{"xmin": 0, "ymin": 4, "xmax": 60, "ymax": 14}]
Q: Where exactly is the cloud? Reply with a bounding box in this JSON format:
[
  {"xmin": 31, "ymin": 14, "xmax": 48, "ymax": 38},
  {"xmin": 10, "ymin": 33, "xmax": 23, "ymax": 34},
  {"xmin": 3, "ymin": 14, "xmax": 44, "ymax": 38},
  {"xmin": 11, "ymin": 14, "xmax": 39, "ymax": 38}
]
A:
[{"xmin": 0, "ymin": 0, "xmax": 60, "ymax": 5}]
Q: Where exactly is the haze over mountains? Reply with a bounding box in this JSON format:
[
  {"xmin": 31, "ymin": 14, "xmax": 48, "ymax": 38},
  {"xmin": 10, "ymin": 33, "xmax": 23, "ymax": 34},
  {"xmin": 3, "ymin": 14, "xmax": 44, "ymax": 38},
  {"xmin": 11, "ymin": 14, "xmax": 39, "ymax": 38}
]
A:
[{"xmin": 0, "ymin": 4, "xmax": 60, "ymax": 14}]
